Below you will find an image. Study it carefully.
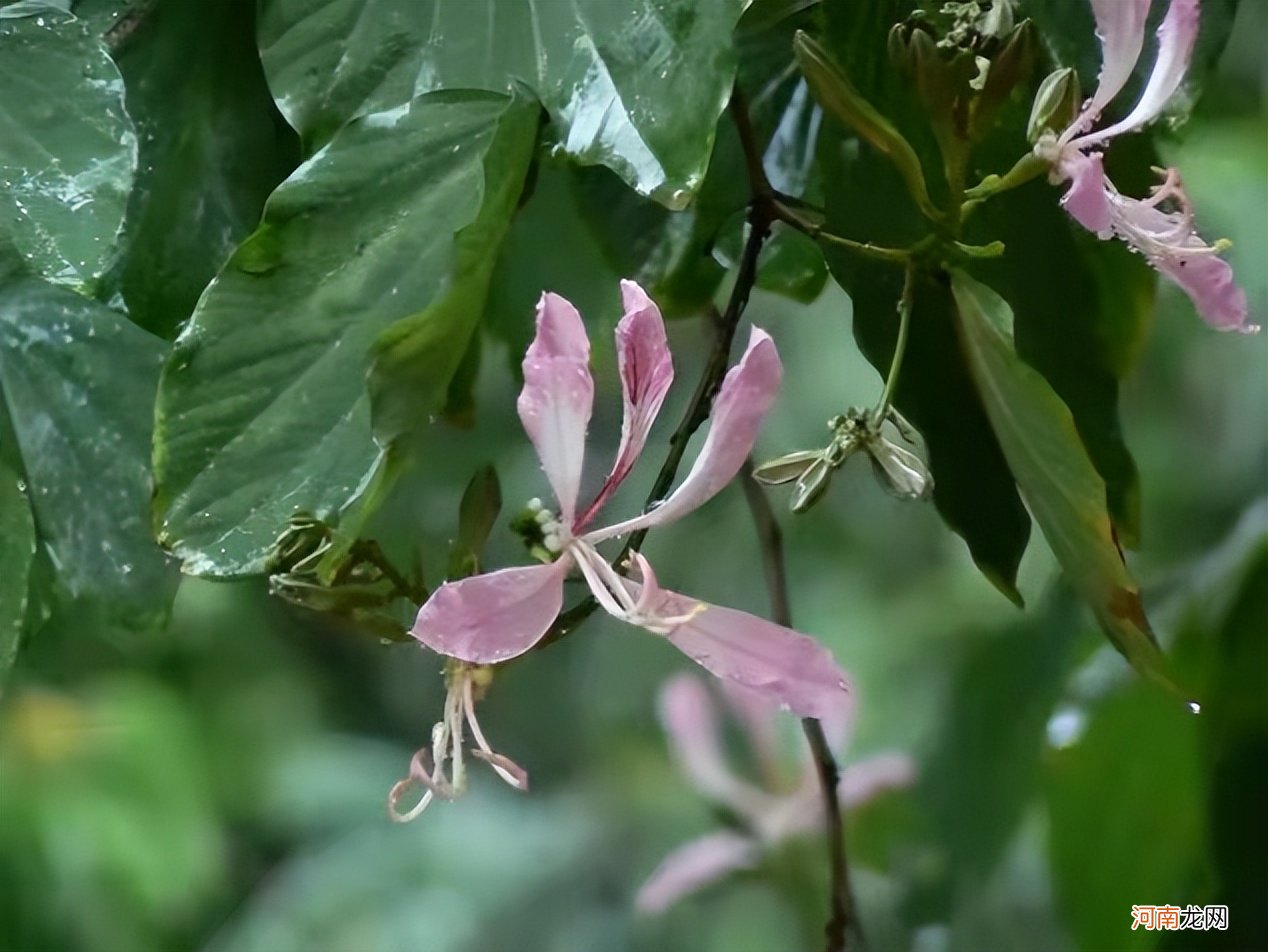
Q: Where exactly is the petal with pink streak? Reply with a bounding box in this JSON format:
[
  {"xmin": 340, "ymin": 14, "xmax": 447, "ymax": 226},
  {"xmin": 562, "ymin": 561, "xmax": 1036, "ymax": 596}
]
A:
[
  {"xmin": 584, "ymin": 326, "xmax": 782, "ymax": 543},
  {"xmin": 639, "ymin": 584, "xmax": 853, "ymax": 724},
  {"xmin": 658, "ymin": 673, "xmax": 768, "ymax": 812},
  {"xmin": 576, "ymin": 280, "xmax": 675, "ymax": 529},
  {"xmin": 410, "ymin": 560, "xmax": 569, "ymax": 663},
  {"xmin": 1077, "ymin": 0, "xmax": 1152, "ymax": 127},
  {"xmin": 635, "ymin": 831, "xmax": 759, "ymax": 915},
  {"xmin": 1084, "ymin": 0, "xmax": 1200, "ymax": 145},
  {"xmin": 517, "ymin": 292, "xmax": 594, "ymax": 524},
  {"xmin": 1058, "ymin": 152, "xmax": 1112, "ymax": 236}
]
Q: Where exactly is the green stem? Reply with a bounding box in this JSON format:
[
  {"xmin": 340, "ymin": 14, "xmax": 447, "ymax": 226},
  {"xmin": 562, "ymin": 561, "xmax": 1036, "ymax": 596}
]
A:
[
  {"xmin": 872, "ymin": 261, "xmax": 917, "ymax": 426},
  {"xmin": 771, "ymin": 199, "xmax": 912, "ymax": 264}
]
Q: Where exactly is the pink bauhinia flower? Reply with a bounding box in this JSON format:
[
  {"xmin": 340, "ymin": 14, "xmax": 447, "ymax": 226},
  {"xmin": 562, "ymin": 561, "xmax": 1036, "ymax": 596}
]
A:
[
  {"xmin": 408, "ymin": 280, "xmax": 850, "ymax": 756},
  {"xmin": 1034, "ymin": 0, "xmax": 1255, "ymax": 333},
  {"xmin": 636, "ymin": 674, "xmax": 915, "ymax": 914}
]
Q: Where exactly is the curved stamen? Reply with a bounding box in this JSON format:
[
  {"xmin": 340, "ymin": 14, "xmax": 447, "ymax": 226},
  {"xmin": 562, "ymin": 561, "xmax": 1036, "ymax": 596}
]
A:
[{"xmin": 462, "ymin": 676, "xmax": 529, "ymax": 790}]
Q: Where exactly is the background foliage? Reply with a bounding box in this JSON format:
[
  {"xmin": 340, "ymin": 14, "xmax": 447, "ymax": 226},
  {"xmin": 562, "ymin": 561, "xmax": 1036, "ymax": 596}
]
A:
[{"xmin": 0, "ymin": 0, "xmax": 1264, "ymax": 950}]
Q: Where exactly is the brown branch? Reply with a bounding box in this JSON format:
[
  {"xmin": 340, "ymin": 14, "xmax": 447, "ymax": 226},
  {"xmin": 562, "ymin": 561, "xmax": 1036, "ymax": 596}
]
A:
[{"xmin": 739, "ymin": 464, "xmax": 863, "ymax": 952}]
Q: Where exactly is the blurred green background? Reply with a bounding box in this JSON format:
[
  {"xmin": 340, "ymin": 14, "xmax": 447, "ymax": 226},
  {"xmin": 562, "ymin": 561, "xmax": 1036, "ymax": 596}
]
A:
[{"xmin": 1, "ymin": 5, "xmax": 1265, "ymax": 952}]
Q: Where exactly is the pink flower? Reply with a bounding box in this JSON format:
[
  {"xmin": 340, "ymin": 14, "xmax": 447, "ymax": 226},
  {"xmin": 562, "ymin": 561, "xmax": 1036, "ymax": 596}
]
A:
[
  {"xmin": 1035, "ymin": 0, "xmax": 1255, "ymax": 333},
  {"xmin": 636, "ymin": 674, "xmax": 915, "ymax": 914},
  {"xmin": 411, "ymin": 282, "xmax": 851, "ymax": 723}
]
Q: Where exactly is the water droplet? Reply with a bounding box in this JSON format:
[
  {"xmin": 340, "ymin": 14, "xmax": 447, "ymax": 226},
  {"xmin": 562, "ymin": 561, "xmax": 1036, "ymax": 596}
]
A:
[{"xmin": 1186, "ymin": 700, "xmax": 1201, "ymax": 715}]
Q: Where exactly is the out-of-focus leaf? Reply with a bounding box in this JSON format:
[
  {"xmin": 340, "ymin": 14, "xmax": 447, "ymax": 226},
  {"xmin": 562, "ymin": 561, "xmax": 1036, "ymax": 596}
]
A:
[
  {"xmin": 153, "ymin": 91, "xmax": 538, "ymax": 577},
  {"xmin": 0, "ymin": 7, "xmax": 136, "ymax": 289},
  {"xmin": 951, "ymin": 271, "xmax": 1169, "ymax": 684},
  {"xmin": 256, "ymin": 0, "xmax": 744, "ymax": 208},
  {"xmin": 447, "ymin": 465, "xmax": 502, "ymax": 580},
  {"xmin": 98, "ymin": 0, "xmax": 300, "ymax": 338},
  {"xmin": 0, "ymin": 277, "xmax": 173, "ymax": 624},
  {"xmin": 485, "ymin": 161, "xmax": 624, "ymax": 363},
  {"xmin": 0, "ymin": 450, "xmax": 35, "ymax": 681},
  {"xmin": 1045, "ymin": 685, "xmax": 1204, "ymax": 952},
  {"xmin": 369, "ymin": 89, "xmax": 539, "ymax": 449},
  {"xmin": 924, "ymin": 590, "xmax": 1081, "ymax": 883}
]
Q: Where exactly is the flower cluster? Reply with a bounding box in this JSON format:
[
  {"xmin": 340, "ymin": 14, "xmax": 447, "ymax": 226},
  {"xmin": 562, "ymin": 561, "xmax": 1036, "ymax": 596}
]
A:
[
  {"xmin": 1034, "ymin": 0, "xmax": 1254, "ymax": 333},
  {"xmin": 390, "ymin": 281, "xmax": 852, "ymax": 818}
]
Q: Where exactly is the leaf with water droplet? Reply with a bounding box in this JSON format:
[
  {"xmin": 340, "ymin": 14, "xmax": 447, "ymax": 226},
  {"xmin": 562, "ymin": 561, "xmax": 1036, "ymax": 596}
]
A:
[
  {"xmin": 0, "ymin": 7, "xmax": 136, "ymax": 289},
  {"xmin": 257, "ymin": 0, "xmax": 744, "ymax": 207},
  {"xmin": 0, "ymin": 276, "xmax": 175, "ymax": 628}
]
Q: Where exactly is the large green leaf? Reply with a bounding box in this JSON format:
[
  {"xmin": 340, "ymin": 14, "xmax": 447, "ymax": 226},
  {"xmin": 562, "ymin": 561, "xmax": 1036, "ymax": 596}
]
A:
[
  {"xmin": 153, "ymin": 91, "xmax": 540, "ymax": 577},
  {"xmin": 950, "ymin": 271, "xmax": 1168, "ymax": 683},
  {"xmin": 0, "ymin": 4, "xmax": 136, "ymax": 289},
  {"xmin": 0, "ymin": 277, "xmax": 172, "ymax": 622},
  {"xmin": 96, "ymin": 0, "xmax": 300, "ymax": 338},
  {"xmin": 0, "ymin": 449, "xmax": 35, "ymax": 681},
  {"xmin": 256, "ymin": 0, "xmax": 744, "ymax": 208}
]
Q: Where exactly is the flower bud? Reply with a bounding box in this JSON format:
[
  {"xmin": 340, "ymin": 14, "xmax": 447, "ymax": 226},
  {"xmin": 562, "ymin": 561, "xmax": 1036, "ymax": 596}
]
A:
[{"xmin": 1027, "ymin": 67, "xmax": 1081, "ymax": 144}]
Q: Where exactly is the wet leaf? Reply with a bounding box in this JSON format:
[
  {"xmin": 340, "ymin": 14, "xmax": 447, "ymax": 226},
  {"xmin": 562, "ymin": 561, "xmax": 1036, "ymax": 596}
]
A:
[
  {"xmin": 257, "ymin": 0, "xmax": 745, "ymax": 207},
  {"xmin": 0, "ymin": 6, "xmax": 136, "ymax": 289},
  {"xmin": 0, "ymin": 276, "xmax": 174, "ymax": 624},
  {"xmin": 98, "ymin": 0, "xmax": 301, "ymax": 338},
  {"xmin": 951, "ymin": 271, "xmax": 1169, "ymax": 684},
  {"xmin": 0, "ymin": 449, "xmax": 36, "ymax": 682},
  {"xmin": 153, "ymin": 91, "xmax": 539, "ymax": 577}
]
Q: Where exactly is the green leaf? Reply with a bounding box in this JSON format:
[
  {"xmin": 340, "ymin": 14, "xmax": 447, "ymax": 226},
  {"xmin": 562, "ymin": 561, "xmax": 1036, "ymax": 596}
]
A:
[
  {"xmin": 0, "ymin": 277, "xmax": 173, "ymax": 623},
  {"xmin": 1046, "ymin": 686, "xmax": 1204, "ymax": 952},
  {"xmin": 447, "ymin": 465, "xmax": 503, "ymax": 581},
  {"xmin": 0, "ymin": 6, "xmax": 136, "ymax": 289},
  {"xmin": 256, "ymin": 0, "xmax": 745, "ymax": 208},
  {"xmin": 973, "ymin": 180, "xmax": 1153, "ymax": 547},
  {"xmin": 0, "ymin": 450, "xmax": 36, "ymax": 682},
  {"xmin": 923, "ymin": 590, "xmax": 1082, "ymax": 884},
  {"xmin": 97, "ymin": 0, "xmax": 300, "ymax": 338},
  {"xmin": 950, "ymin": 271, "xmax": 1169, "ymax": 684},
  {"xmin": 153, "ymin": 91, "xmax": 539, "ymax": 577},
  {"xmin": 369, "ymin": 88, "xmax": 539, "ymax": 449}
]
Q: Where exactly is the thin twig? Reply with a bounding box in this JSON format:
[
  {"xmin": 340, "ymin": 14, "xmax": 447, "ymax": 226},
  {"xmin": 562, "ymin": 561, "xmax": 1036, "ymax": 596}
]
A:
[{"xmin": 740, "ymin": 465, "xmax": 862, "ymax": 952}]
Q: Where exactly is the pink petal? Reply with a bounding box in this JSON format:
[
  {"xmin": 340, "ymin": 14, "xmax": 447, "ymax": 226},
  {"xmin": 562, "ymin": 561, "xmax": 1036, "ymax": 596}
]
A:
[
  {"xmin": 837, "ymin": 752, "xmax": 918, "ymax": 808},
  {"xmin": 658, "ymin": 673, "xmax": 768, "ymax": 812},
  {"xmin": 584, "ymin": 326, "xmax": 782, "ymax": 543},
  {"xmin": 635, "ymin": 832, "xmax": 759, "ymax": 915},
  {"xmin": 1153, "ymin": 245, "xmax": 1254, "ymax": 332},
  {"xmin": 575, "ymin": 281, "xmax": 675, "ymax": 530},
  {"xmin": 517, "ymin": 293, "xmax": 594, "ymax": 525},
  {"xmin": 1058, "ymin": 152, "xmax": 1113, "ymax": 236},
  {"xmin": 1084, "ymin": 0, "xmax": 1200, "ymax": 145},
  {"xmin": 410, "ymin": 560, "xmax": 569, "ymax": 663},
  {"xmin": 639, "ymin": 584, "xmax": 853, "ymax": 724},
  {"xmin": 1077, "ymin": 0, "xmax": 1152, "ymax": 129},
  {"xmin": 1108, "ymin": 192, "xmax": 1255, "ymax": 333}
]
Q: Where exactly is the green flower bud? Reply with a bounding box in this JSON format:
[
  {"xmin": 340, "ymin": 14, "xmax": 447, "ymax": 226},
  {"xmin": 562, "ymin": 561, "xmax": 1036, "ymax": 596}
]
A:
[{"xmin": 1027, "ymin": 67, "xmax": 1082, "ymax": 144}]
